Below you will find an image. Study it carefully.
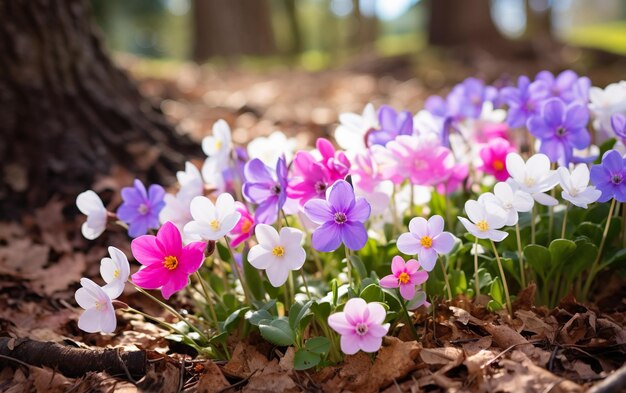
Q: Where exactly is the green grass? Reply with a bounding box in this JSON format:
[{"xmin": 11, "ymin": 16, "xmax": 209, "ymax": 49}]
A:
[{"xmin": 565, "ymin": 20, "xmax": 626, "ymax": 55}]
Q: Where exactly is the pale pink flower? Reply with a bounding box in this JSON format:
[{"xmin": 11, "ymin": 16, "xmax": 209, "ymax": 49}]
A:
[
  {"xmin": 328, "ymin": 298, "xmax": 389, "ymax": 355},
  {"xmin": 379, "ymin": 256, "xmax": 429, "ymax": 300}
]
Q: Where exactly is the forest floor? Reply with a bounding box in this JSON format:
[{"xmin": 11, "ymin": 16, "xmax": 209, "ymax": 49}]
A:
[{"xmin": 1, "ymin": 52, "xmax": 625, "ymax": 392}]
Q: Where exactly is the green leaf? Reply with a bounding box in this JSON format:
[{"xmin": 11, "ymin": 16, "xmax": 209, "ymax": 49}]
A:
[
  {"xmin": 349, "ymin": 255, "xmax": 368, "ymax": 281},
  {"xmin": 304, "ymin": 336, "xmax": 331, "ymax": 354},
  {"xmin": 259, "ymin": 319, "xmax": 294, "ymax": 346},
  {"xmin": 594, "ymin": 138, "xmax": 616, "ymax": 165},
  {"xmin": 600, "ymin": 247, "xmax": 626, "ymax": 270},
  {"xmin": 548, "ymin": 239, "xmax": 577, "ymax": 276},
  {"xmin": 310, "ymin": 301, "xmax": 331, "ymax": 321},
  {"xmin": 575, "ymin": 222, "xmax": 603, "ymax": 244},
  {"xmin": 245, "ymin": 309, "xmax": 273, "ymax": 326},
  {"xmin": 523, "ymin": 244, "xmax": 550, "ymax": 278},
  {"xmin": 243, "ymin": 255, "xmax": 264, "ymax": 300},
  {"xmin": 293, "ymin": 348, "xmax": 321, "ymax": 370},
  {"xmin": 216, "ymin": 242, "xmax": 232, "ymax": 263},
  {"xmin": 568, "ymin": 240, "xmax": 598, "ymax": 278},
  {"xmin": 360, "ymin": 283, "xmax": 384, "ymax": 303},
  {"xmin": 489, "ymin": 276, "xmax": 504, "ymax": 306},
  {"xmin": 289, "ymin": 300, "xmax": 313, "ymax": 331},
  {"xmin": 487, "ymin": 299, "xmax": 503, "ymax": 312},
  {"xmin": 449, "ymin": 270, "xmax": 467, "ymax": 296},
  {"xmin": 223, "ymin": 307, "xmax": 249, "ymax": 332}
]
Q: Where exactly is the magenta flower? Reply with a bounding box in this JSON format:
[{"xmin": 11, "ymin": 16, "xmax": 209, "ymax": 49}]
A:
[
  {"xmin": 228, "ymin": 202, "xmax": 255, "ymax": 248},
  {"xmin": 379, "ymin": 256, "xmax": 428, "ymax": 301},
  {"xmin": 117, "ymin": 179, "xmax": 165, "ymax": 238},
  {"xmin": 131, "ymin": 221, "xmax": 206, "ymax": 299},
  {"xmin": 327, "ymin": 298, "xmax": 389, "ymax": 355},
  {"xmin": 479, "ymin": 138, "xmax": 515, "ymax": 181},
  {"xmin": 288, "ymin": 151, "xmax": 333, "ymax": 205},
  {"xmin": 317, "ymin": 138, "xmax": 351, "ymax": 181},
  {"xmin": 396, "ymin": 215, "xmax": 455, "ymax": 271},
  {"xmin": 304, "ymin": 180, "xmax": 370, "ymax": 252}
]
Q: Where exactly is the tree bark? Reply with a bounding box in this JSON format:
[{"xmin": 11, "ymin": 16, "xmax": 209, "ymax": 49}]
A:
[{"xmin": 0, "ymin": 0, "xmax": 202, "ymax": 218}]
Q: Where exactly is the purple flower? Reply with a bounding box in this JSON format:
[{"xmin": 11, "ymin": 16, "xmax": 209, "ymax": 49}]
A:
[
  {"xmin": 243, "ymin": 156, "xmax": 288, "ymax": 225},
  {"xmin": 117, "ymin": 179, "xmax": 165, "ymax": 238},
  {"xmin": 611, "ymin": 114, "xmax": 626, "ymax": 143},
  {"xmin": 534, "ymin": 70, "xmax": 589, "ymax": 104},
  {"xmin": 396, "ymin": 215, "xmax": 455, "ymax": 271},
  {"xmin": 527, "ymin": 98, "xmax": 590, "ymax": 165},
  {"xmin": 379, "ymin": 256, "xmax": 429, "ymax": 301},
  {"xmin": 500, "ymin": 76, "xmax": 548, "ymax": 128},
  {"xmin": 367, "ymin": 105, "xmax": 413, "ymax": 146},
  {"xmin": 303, "ymin": 180, "xmax": 371, "ymax": 252},
  {"xmin": 446, "ymin": 77, "xmax": 498, "ymax": 120},
  {"xmin": 327, "ymin": 298, "xmax": 389, "ymax": 355},
  {"xmin": 590, "ymin": 150, "xmax": 626, "ymax": 203}
]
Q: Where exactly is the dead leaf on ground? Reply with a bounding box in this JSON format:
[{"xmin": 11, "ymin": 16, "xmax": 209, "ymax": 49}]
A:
[
  {"xmin": 420, "ymin": 346, "xmax": 464, "ymax": 366},
  {"xmin": 194, "ymin": 361, "xmax": 231, "ymax": 393}
]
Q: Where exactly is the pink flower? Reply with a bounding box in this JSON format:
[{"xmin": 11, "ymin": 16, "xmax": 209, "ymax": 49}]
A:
[
  {"xmin": 328, "ymin": 298, "xmax": 390, "ymax": 355},
  {"xmin": 228, "ymin": 202, "xmax": 255, "ymax": 247},
  {"xmin": 131, "ymin": 221, "xmax": 206, "ymax": 299},
  {"xmin": 479, "ymin": 137, "xmax": 515, "ymax": 181},
  {"xmin": 437, "ymin": 162, "xmax": 469, "ymax": 195},
  {"xmin": 379, "ymin": 256, "xmax": 429, "ymax": 300},
  {"xmin": 396, "ymin": 216, "xmax": 455, "ymax": 271},
  {"xmin": 351, "ymin": 150, "xmax": 384, "ymax": 193},
  {"xmin": 288, "ymin": 138, "xmax": 350, "ymax": 205},
  {"xmin": 373, "ymin": 135, "xmax": 457, "ymax": 186},
  {"xmin": 474, "ymin": 123, "xmax": 509, "ymax": 144}
]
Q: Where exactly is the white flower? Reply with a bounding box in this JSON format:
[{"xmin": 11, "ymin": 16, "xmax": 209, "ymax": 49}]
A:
[
  {"xmin": 247, "ymin": 131, "xmax": 297, "ymax": 165},
  {"xmin": 201, "ymin": 156, "xmax": 226, "ymax": 192},
  {"xmin": 589, "ymin": 81, "xmax": 626, "ymax": 139},
  {"xmin": 202, "ymin": 119, "xmax": 232, "ymax": 163},
  {"xmin": 76, "ymin": 190, "xmax": 107, "ymax": 240},
  {"xmin": 248, "ymin": 224, "xmax": 306, "ymax": 287},
  {"xmin": 458, "ymin": 200, "xmax": 509, "ymax": 242},
  {"xmin": 184, "ymin": 193, "xmax": 241, "ymax": 241},
  {"xmin": 557, "ymin": 165, "xmax": 602, "ymax": 208},
  {"xmin": 100, "ymin": 246, "xmax": 130, "ymax": 299},
  {"xmin": 413, "ymin": 110, "xmax": 444, "ymax": 136},
  {"xmin": 334, "ymin": 103, "xmax": 378, "ymax": 153},
  {"xmin": 75, "ymin": 278, "xmax": 116, "ymax": 333},
  {"xmin": 478, "ymin": 182, "xmax": 534, "ymax": 226},
  {"xmin": 505, "ymin": 153, "xmax": 559, "ymax": 206},
  {"xmin": 160, "ymin": 163, "xmax": 204, "ymax": 234}
]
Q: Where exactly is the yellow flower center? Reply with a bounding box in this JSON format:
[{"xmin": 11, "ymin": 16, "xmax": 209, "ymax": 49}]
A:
[
  {"xmin": 163, "ymin": 256, "xmax": 179, "ymax": 270},
  {"xmin": 215, "ymin": 140, "xmax": 222, "ymax": 150},
  {"xmin": 210, "ymin": 219, "xmax": 220, "ymax": 231},
  {"xmin": 272, "ymin": 246, "xmax": 285, "ymax": 257},
  {"xmin": 241, "ymin": 219, "xmax": 252, "ymax": 234},
  {"xmin": 420, "ymin": 236, "xmax": 433, "ymax": 248},
  {"xmin": 476, "ymin": 220, "xmax": 489, "ymax": 232},
  {"xmin": 113, "ymin": 269, "xmax": 120, "ymax": 279},
  {"xmin": 94, "ymin": 301, "xmax": 102, "ymax": 311},
  {"xmin": 398, "ymin": 272, "xmax": 410, "ymax": 284},
  {"xmin": 524, "ymin": 177, "xmax": 536, "ymax": 187},
  {"xmin": 493, "ymin": 159, "xmax": 504, "ymax": 171}
]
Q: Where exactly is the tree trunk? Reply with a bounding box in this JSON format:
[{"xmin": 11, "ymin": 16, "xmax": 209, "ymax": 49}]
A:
[
  {"xmin": 192, "ymin": 0, "xmax": 276, "ymax": 62},
  {"xmin": 0, "ymin": 0, "xmax": 202, "ymax": 218},
  {"xmin": 427, "ymin": 0, "xmax": 509, "ymax": 48}
]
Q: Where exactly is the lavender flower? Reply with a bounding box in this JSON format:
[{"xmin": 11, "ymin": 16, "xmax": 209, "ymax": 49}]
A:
[
  {"xmin": 243, "ymin": 156, "xmax": 288, "ymax": 225},
  {"xmin": 367, "ymin": 105, "xmax": 413, "ymax": 146},
  {"xmin": 527, "ymin": 98, "xmax": 590, "ymax": 165},
  {"xmin": 446, "ymin": 77, "xmax": 498, "ymax": 120},
  {"xmin": 534, "ymin": 70, "xmax": 589, "ymax": 104},
  {"xmin": 500, "ymin": 75, "xmax": 548, "ymax": 128},
  {"xmin": 304, "ymin": 180, "xmax": 371, "ymax": 252},
  {"xmin": 117, "ymin": 179, "xmax": 165, "ymax": 237},
  {"xmin": 590, "ymin": 150, "xmax": 626, "ymax": 202},
  {"xmin": 611, "ymin": 114, "xmax": 626, "ymax": 143}
]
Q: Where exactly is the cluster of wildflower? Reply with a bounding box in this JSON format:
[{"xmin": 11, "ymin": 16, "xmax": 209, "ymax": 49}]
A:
[{"xmin": 74, "ymin": 72, "xmax": 626, "ymax": 361}]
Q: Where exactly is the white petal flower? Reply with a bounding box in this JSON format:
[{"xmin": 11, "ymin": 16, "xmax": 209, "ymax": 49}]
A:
[
  {"xmin": 202, "ymin": 119, "xmax": 232, "ymax": 160},
  {"xmin": 75, "ymin": 278, "xmax": 116, "ymax": 333},
  {"xmin": 557, "ymin": 165, "xmax": 602, "ymax": 208},
  {"xmin": 413, "ymin": 110, "xmax": 444, "ymax": 136},
  {"xmin": 247, "ymin": 224, "xmax": 306, "ymax": 287},
  {"xmin": 458, "ymin": 199, "xmax": 509, "ymax": 242},
  {"xmin": 247, "ymin": 131, "xmax": 297, "ymax": 165},
  {"xmin": 588, "ymin": 81, "xmax": 626, "ymax": 140},
  {"xmin": 335, "ymin": 103, "xmax": 378, "ymax": 153},
  {"xmin": 478, "ymin": 182, "xmax": 534, "ymax": 226},
  {"xmin": 505, "ymin": 153, "xmax": 559, "ymax": 206},
  {"xmin": 184, "ymin": 193, "xmax": 241, "ymax": 241},
  {"xmin": 201, "ymin": 156, "xmax": 227, "ymax": 192},
  {"xmin": 76, "ymin": 190, "xmax": 107, "ymax": 240},
  {"xmin": 100, "ymin": 246, "xmax": 130, "ymax": 299},
  {"xmin": 160, "ymin": 163, "xmax": 204, "ymax": 235}
]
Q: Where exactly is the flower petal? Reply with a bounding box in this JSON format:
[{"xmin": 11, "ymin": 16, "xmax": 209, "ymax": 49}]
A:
[
  {"xmin": 255, "ymin": 224, "xmax": 280, "ymax": 248},
  {"xmin": 379, "ymin": 274, "xmax": 399, "ymax": 289},
  {"xmin": 328, "ymin": 312, "xmax": 353, "ymax": 335},
  {"xmin": 344, "ymin": 298, "xmax": 368, "ymax": 325},
  {"xmin": 328, "ymin": 180, "xmax": 355, "ymax": 213},
  {"xmin": 341, "ymin": 221, "xmax": 368, "ymax": 251},
  {"xmin": 160, "ymin": 271, "xmax": 190, "ymax": 300},
  {"xmin": 303, "ymin": 199, "xmax": 333, "ymax": 224},
  {"xmin": 432, "ymin": 232, "xmax": 455, "ymax": 254},
  {"xmin": 265, "ymin": 265, "xmax": 290, "ymax": 287},
  {"xmin": 399, "ymin": 284, "xmax": 416, "ymax": 301},
  {"xmin": 396, "ymin": 233, "xmax": 419, "ymax": 255},
  {"xmin": 189, "ymin": 196, "xmax": 216, "ymax": 221},
  {"xmin": 390, "ymin": 255, "xmax": 405, "ymax": 274},
  {"xmin": 340, "ymin": 334, "xmax": 361, "ymax": 355},
  {"xmin": 365, "ymin": 302, "xmax": 387, "ymax": 325},
  {"xmin": 312, "ymin": 222, "xmax": 342, "ymax": 252},
  {"xmin": 358, "ymin": 334, "xmax": 383, "ymax": 353},
  {"xmin": 131, "ymin": 265, "xmax": 168, "ymax": 289},
  {"xmin": 156, "ymin": 222, "xmax": 182, "ymax": 257},
  {"xmin": 247, "ymin": 246, "xmax": 274, "ymax": 269},
  {"xmin": 348, "ymin": 197, "xmax": 371, "ymax": 222},
  {"xmin": 408, "ymin": 217, "xmax": 428, "ymax": 238},
  {"xmin": 131, "ymin": 235, "xmax": 163, "ymax": 266},
  {"xmin": 427, "ymin": 215, "xmax": 444, "ymax": 236}
]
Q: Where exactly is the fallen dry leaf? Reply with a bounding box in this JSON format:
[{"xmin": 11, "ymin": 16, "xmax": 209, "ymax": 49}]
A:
[
  {"xmin": 195, "ymin": 361, "xmax": 231, "ymax": 393},
  {"xmin": 420, "ymin": 346, "xmax": 463, "ymax": 366}
]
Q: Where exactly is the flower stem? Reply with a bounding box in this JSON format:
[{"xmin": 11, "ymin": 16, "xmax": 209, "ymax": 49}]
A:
[
  {"xmin": 582, "ymin": 198, "xmax": 616, "ymax": 299},
  {"xmin": 438, "ymin": 256, "xmax": 452, "ymax": 301},
  {"xmin": 131, "ymin": 283, "xmax": 210, "ymax": 343},
  {"xmin": 490, "ymin": 240, "xmax": 512, "ymax": 316},
  {"xmin": 300, "ymin": 268, "xmax": 312, "ymax": 300},
  {"xmin": 531, "ymin": 206, "xmax": 536, "ymax": 244},
  {"xmin": 399, "ymin": 294, "xmax": 419, "ymax": 342},
  {"xmin": 473, "ymin": 237, "xmax": 480, "ymax": 299},
  {"xmin": 194, "ymin": 272, "xmax": 220, "ymax": 333},
  {"xmin": 344, "ymin": 247, "xmax": 353, "ymax": 289},
  {"xmin": 561, "ymin": 203, "xmax": 570, "ymax": 239},
  {"xmin": 224, "ymin": 237, "xmax": 252, "ymax": 303},
  {"xmin": 515, "ymin": 223, "xmax": 526, "ymax": 288},
  {"xmin": 410, "ymin": 184, "xmax": 415, "ymax": 215}
]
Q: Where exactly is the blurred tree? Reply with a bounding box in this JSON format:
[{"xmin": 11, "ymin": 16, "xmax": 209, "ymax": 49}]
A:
[
  {"xmin": 284, "ymin": 0, "xmax": 303, "ymax": 55},
  {"xmin": 192, "ymin": 0, "xmax": 276, "ymax": 62},
  {"xmin": 427, "ymin": 0, "xmax": 509, "ymax": 48},
  {"xmin": 0, "ymin": 0, "xmax": 201, "ymax": 217}
]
